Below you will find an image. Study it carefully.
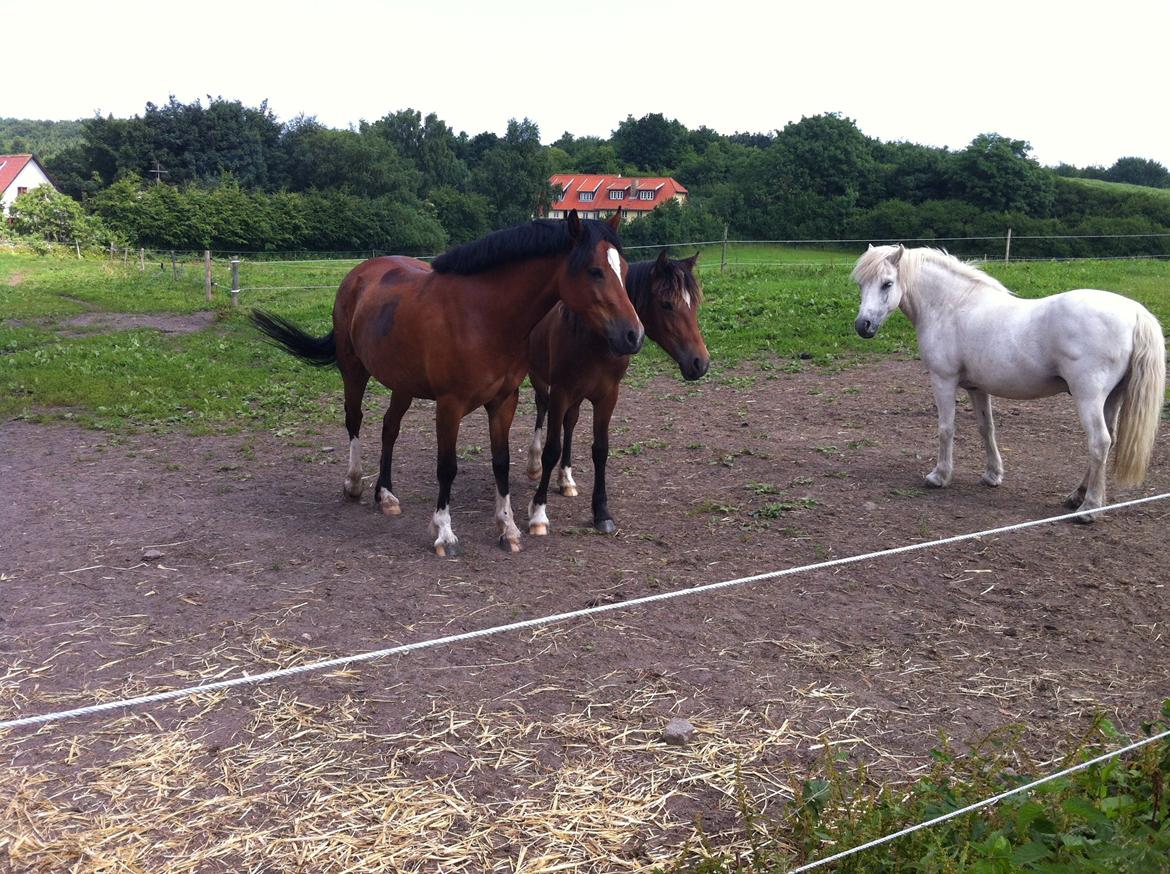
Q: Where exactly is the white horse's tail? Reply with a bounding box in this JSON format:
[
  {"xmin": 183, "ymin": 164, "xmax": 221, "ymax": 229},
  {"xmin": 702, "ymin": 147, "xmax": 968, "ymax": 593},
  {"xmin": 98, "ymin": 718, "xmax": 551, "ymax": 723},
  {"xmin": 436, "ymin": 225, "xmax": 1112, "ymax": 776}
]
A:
[{"xmin": 1112, "ymin": 308, "xmax": 1166, "ymax": 487}]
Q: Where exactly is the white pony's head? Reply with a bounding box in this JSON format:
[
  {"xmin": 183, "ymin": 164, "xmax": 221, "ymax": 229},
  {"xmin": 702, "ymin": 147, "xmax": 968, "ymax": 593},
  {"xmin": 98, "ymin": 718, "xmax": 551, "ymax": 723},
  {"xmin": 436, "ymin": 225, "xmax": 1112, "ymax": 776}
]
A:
[{"xmin": 851, "ymin": 244, "xmax": 906, "ymax": 339}]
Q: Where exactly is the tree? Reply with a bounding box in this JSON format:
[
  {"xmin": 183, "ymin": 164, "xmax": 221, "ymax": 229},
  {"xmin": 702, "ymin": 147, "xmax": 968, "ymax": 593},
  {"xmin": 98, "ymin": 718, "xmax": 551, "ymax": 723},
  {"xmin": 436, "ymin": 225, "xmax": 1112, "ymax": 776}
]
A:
[
  {"xmin": 611, "ymin": 113, "xmax": 690, "ymax": 173},
  {"xmin": 1106, "ymin": 157, "xmax": 1170, "ymax": 188},
  {"xmin": 8, "ymin": 187, "xmax": 113, "ymax": 245},
  {"xmin": 946, "ymin": 133, "xmax": 1054, "ymax": 215},
  {"xmin": 470, "ymin": 118, "xmax": 554, "ymax": 227}
]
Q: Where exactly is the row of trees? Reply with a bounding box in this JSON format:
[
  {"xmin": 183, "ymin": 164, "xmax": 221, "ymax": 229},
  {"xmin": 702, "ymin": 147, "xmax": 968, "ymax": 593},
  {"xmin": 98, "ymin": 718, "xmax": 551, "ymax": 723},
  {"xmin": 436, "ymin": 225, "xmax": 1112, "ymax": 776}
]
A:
[{"xmin": 3, "ymin": 99, "xmax": 1169, "ymax": 256}]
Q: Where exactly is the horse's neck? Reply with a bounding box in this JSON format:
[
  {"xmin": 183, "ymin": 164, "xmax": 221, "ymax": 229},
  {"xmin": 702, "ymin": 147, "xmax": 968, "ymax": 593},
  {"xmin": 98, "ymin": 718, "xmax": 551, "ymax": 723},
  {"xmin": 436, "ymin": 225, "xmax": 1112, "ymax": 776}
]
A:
[
  {"xmin": 488, "ymin": 257, "xmax": 565, "ymax": 334},
  {"xmin": 899, "ymin": 262, "xmax": 957, "ymax": 327}
]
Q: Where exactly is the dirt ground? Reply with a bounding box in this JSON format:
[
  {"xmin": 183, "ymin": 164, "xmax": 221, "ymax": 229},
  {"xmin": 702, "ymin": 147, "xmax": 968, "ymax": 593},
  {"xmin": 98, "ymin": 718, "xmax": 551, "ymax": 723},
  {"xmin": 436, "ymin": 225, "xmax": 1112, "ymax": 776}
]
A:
[{"xmin": 2, "ymin": 357, "xmax": 1169, "ymax": 872}]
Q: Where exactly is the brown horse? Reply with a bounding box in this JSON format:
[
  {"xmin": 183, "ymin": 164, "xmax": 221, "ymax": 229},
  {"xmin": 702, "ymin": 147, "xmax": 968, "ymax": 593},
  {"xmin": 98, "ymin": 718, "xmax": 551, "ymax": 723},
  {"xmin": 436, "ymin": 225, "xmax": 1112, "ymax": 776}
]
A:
[
  {"xmin": 525, "ymin": 249, "xmax": 709, "ymax": 535},
  {"xmin": 250, "ymin": 211, "xmax": 643, "ymax": 557}
]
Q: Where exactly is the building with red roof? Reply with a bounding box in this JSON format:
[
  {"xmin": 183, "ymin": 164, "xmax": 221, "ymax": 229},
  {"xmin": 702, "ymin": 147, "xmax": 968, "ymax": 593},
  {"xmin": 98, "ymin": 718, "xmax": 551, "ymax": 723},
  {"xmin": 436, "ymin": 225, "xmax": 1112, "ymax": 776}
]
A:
[
  {"xmin": 546, "ymin": 174, "xmax": 687, "ymax": 221},
  {"xmin": 0, "ymin": 154, "xmax": 56, "ymax": 218}
]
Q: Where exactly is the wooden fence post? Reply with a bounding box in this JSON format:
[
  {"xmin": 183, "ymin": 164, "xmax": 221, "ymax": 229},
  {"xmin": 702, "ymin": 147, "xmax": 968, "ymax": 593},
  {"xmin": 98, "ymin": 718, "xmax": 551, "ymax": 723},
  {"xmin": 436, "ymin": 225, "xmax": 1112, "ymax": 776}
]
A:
[
  {"xmin": 1004, "ymin": 228, "xmax": 1012, "ymax": 263},
  {"xmin": 204, "ymin": 250, "xmax": 213, "ymax": 303},
  {"xmin": 170, "ymin": 251, "xmax": 178, "ymax": 280},
  {"xmin": 230, "ymin": 258, "xmax": 240, "ymax": 307},
  {"xmin": 75, "ymin": 241, "xmax": 81, "ymax": 259},
  {"xmin": 139, "ymin": 247, "xmax": 145, "ymax": 271},
  {"xmin": 720, "ymin": 224, "xmax": 729, "ymax": 275}
]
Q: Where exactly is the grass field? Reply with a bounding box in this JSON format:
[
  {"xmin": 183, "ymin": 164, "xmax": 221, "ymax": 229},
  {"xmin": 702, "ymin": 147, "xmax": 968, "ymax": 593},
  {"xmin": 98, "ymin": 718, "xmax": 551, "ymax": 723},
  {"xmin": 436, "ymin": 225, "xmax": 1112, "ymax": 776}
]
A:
[
  {"xmin": 1062, "ymin": 176, "xmax": 1170, "ymax": 201},
  {"xmin": 1, "ymin": 249, "xmax": 1168, "ymax": 432}
]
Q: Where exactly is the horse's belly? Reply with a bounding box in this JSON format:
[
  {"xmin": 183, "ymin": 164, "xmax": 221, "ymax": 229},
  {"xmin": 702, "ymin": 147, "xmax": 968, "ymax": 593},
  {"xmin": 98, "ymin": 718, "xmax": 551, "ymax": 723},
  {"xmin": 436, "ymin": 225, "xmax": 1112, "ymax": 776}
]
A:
[{"xmin": 960, "ymin": 368, "xmax": 1068, "ymax": 400}]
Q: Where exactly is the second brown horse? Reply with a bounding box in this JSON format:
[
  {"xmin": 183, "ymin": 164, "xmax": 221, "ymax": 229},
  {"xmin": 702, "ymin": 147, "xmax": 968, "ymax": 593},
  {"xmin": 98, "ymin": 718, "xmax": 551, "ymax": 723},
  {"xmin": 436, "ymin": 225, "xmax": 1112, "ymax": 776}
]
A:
[{"xmin": 525, "ymin": 249, "xmax": 709, "ymax": 535}]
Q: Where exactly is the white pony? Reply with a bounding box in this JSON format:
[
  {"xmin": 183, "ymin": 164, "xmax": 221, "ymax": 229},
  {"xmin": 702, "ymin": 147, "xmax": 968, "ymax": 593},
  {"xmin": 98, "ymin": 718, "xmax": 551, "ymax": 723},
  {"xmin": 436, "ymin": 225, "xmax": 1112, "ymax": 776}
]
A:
[{"xmin": 852, "ymin": 245, "xmax": 1165, "ymax": 521}]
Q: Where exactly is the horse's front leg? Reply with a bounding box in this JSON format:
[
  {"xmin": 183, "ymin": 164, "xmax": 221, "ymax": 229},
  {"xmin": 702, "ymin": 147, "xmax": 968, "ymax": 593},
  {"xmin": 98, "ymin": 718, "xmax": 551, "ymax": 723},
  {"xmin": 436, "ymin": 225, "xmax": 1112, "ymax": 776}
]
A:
[
  {"xmin": 590, "ymin": 387, "xmax": 620, "ymax": 533},
  {"xmin": 528, "ymin": 389, "xmax": 570, "ymax": 536},
  {"xmin": 925, "ymin": 374, "xmax": 958, "ymax": 488},
  {"xmin": 430, "ymin": 398, "xmax": 462, "ymax": 557},
  {"xmin": 375, "ymin": 390, "xmax": 413, "ymax": 516},
  {"xmin": 557, "ymin": 401, "xmax": 582, "ymax": 497},
  {"xmin": 969, "ymin": 389, "xmax": 1003, "ymax": 487},
  {"xmin": 487, "ymin": 390, "xmax": 523, "ymax": 553}
]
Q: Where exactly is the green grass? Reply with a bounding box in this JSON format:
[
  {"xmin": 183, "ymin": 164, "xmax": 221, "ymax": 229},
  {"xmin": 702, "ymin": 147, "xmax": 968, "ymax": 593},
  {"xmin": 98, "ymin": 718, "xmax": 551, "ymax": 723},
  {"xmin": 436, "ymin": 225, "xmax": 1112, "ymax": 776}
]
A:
[
  {"xmin": 2, "ymin": 249, "xmax": 1168, "ymax": 432},
  {"xmin": 1062, "ymin": 176, "xmax": 1170, "ymax": 201},
  {"xmin": 672, "ymin": 703, "xmax": 1170, "ymax": 872}
]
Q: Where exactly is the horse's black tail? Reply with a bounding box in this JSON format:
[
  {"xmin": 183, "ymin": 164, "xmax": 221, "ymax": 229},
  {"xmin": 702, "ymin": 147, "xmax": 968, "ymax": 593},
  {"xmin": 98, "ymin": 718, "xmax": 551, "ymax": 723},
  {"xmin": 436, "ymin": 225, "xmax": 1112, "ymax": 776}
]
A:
[{"xmin": 249, "ymin": 309, "xmax": 337, "ymax": 368}]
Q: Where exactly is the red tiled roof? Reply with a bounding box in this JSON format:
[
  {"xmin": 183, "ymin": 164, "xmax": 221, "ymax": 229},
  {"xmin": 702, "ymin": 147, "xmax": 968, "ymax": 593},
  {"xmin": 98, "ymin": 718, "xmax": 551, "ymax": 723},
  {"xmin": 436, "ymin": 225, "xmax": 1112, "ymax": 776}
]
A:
[
  {"xmin": 549, "ymin": 174, "xmax": 688, "ymax": 213},
  {"xmin": 0, "ymin": 155, "xmax": 34, "ymax": 195}
]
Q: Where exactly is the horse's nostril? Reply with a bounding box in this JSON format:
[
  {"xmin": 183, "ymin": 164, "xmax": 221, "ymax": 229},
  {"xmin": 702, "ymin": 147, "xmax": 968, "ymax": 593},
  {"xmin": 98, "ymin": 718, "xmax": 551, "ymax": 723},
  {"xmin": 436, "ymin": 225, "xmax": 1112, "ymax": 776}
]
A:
[{"xmin": 626, "ymin": 329, "xmax": 637, "ymax": 346}]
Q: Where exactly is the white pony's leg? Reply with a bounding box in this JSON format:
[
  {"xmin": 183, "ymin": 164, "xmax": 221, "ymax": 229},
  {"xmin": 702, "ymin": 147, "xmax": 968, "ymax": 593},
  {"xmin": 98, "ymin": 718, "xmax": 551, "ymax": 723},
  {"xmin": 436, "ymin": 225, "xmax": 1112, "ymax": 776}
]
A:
[
  {"xmin": 925, "ymin": 375, "xmax": 958, "ymax": 488},
  {"xmin": 1067, "ymin": 388, "xmax": 1114, "ymax": 521},
  {"xmin": 344, "ymin": 437, "xmax": 364, "ymax": 498},
  {"xmin": 1065, "ymin": 385, "xmax": 1122, "ymax": 510},
  {"xmin": 969, "ymin": 389, "xmax": 1003, "ymax": 487},
  {"xmin": 430, "ymin": 507, "xmax": 459, "ymax": 556}
]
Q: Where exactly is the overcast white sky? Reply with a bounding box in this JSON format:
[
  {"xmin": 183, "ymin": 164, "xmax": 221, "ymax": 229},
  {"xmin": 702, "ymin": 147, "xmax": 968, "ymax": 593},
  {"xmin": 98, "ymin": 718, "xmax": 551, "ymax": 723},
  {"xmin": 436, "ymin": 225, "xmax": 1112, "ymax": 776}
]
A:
[{"xmin": 6, "ymin": 0, "xmax": 1167, "ymax": 169}]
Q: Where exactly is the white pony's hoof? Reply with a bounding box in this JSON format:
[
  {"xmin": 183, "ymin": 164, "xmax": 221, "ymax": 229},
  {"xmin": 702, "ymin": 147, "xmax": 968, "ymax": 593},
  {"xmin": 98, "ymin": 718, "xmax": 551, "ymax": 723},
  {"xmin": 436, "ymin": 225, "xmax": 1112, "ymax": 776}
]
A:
[
  {"xmin": 527, "ymin": 467, "xmax": 542, "ymax": 481},
  {"xmin": 343, "ymin": 478, "xmax": 364, "ymax": 500},
  {"xmin": 924, "ymin": 470, "xmax": 950, "ymax": 488},
  {"xmin": 498, "ymin": 534, "xmax": 522, "ymax": 553},
  {"xmin": 980, "ymin": 472, "xmax": 1003, "ymax": 487},
  {"xmin": 434, "ymin": 539, "xmax": 461, "ymax": 558}
]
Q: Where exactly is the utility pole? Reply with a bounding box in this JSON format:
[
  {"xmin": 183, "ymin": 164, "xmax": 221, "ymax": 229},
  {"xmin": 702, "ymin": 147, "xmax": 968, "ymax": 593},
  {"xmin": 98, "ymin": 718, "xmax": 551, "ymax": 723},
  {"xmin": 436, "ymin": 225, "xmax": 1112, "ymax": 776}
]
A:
[{"xmin": 149, "ymin": 160, "xmax": 169, "ymax": 185}]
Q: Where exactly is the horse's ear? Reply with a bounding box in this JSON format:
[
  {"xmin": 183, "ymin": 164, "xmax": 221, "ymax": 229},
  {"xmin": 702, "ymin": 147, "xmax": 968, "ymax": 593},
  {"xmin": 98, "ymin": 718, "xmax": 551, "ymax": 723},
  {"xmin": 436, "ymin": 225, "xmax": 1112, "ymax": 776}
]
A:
[
  {"xmin": 867, "ymin": 243, "xmax": 875, "ymax": 251},
  {"xmin": 683, "ymin": 250, "xmax": 701, "ymax": 269},
  {"xmin": 655, "ymin": 248, "xmax": 671, "ymax": 272},
  {"xmin": 888, "ymin": 244, "xmax": 905, "ymax": 266},
  {"xmin": 566, "ymin": 209, "xmax": 582, "ymax": 240},
  {"xmin": 607, "ymin": 208, "xmax": 622, "ymax": 231}
]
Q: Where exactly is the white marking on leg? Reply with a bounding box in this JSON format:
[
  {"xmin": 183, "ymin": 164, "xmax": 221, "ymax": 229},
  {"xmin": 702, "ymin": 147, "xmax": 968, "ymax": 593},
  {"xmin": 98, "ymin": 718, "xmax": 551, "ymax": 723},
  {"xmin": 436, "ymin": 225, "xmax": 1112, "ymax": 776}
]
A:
[
  {"xmin": 495, "ymin": 492, "xmax": 522, "ymax": 549},
  {"xmin": 344, "ymin": 437, "xmax": 363, "ymax": 497},
  {"xmin": 606, "ymin": 246, "xmax": 624, "ymax": 288},
  {"xmin": 527, "ymin": 427, "xmax": 544, "ymax": 478},
  {"xmin": 557, "ymin": 465, "xmax": 578, "ymax": 497},
  {"xmin": 430, "ymin": 507, "xmax": 458, "ymax": 555},
  {"xmin": 377, "ymin": 486, "xmax": 401, "ymax": 516},
  {"xmin": 528, "ymin": 498, "xmax": 550, "ymax": 535}
]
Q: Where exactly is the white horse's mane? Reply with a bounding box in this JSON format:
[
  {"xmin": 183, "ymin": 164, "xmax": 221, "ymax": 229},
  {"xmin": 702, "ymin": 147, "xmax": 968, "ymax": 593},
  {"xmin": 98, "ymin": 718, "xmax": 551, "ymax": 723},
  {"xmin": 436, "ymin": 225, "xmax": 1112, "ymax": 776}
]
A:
[{"xmin": 852, "ymin": 246, "xmax": 1014, "ymax": 298}]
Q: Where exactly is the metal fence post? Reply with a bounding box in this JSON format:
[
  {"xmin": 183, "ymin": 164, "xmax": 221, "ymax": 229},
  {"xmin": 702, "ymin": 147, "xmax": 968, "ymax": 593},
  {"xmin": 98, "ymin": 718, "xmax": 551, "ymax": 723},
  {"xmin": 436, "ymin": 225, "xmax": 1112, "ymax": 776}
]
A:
[{"xmin": 230, "ymin": 258, "xmax": 240, "ymax": 307}]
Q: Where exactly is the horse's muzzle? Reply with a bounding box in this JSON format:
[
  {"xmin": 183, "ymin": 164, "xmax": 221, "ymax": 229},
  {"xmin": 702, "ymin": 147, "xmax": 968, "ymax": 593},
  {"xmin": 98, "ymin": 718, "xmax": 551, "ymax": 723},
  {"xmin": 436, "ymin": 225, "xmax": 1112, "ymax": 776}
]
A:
[
  {"xmin": 855, "ymin": 317, "xmax": 878, "ymax": 339},
  {"xmin": 680, "ymin": 352, "xmax": 710, "ymax": 381},
  {"xmin": 607, "ymin": 321, "xmax": 645, "ymax": 356}
]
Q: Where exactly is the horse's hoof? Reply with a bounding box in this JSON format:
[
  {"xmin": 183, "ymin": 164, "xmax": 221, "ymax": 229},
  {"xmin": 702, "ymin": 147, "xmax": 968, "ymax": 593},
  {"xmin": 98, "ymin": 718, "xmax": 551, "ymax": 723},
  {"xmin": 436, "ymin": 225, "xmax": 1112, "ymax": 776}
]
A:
[
  {"xmin": 980, "ymin": 473, "xmax": 1002, "ymax": 488},
  {"xmin": 529, "ymin": 523, "xmax": 548, "ymax": 537},
  {"xmin": 498, "ymin": 535, "xmax": 522, "ymax": 553},
  {"xmin": 380, "ymin": 501, "xmax": 402, "ymax": 517},
  {"xmin": 1073, "ymin": 512, "xmax": 1099, "ymax": 525},
  {"xmin": 595, "ymin": 519, "xmax": 616, "ymax": 535},
  {"xmin": 434, "ymin": 540, "xmax": 461, "ymax": 558},
  {"xmin": 1063, "ymin": 491, "xmax": 1087, "ymax": 510},
  {"xmin": 343, "ymin": 483, "xmax": 363, "ymax": 501},
  {"xmin": 559, "ymin": 485, "xmax": 578, "ymax": 498},
  {"xmin": 924, "ymin": 472, "xmax": 948, "ymax": 489},
  {"xmin": 527, "ymin": 468, "xmax": 542, "ymax": 481}
]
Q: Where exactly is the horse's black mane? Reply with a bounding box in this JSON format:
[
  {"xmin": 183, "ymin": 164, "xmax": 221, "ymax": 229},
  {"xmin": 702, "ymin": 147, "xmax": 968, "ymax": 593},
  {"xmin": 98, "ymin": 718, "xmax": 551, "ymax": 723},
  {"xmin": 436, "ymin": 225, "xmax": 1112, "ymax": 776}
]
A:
[{"xmin": 432, "ymin": 218, "xmax": 622, "ymax": 276}]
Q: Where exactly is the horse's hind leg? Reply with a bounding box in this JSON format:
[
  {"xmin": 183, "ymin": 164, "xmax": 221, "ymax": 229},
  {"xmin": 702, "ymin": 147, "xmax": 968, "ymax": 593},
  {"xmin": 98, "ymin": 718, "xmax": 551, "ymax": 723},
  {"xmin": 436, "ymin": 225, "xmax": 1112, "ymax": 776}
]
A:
[
  {"xmin": 488, "ymin": 390, "xmax": 523, "ymax": 553},
  {"xmin": 529, "ymin": 389, "xmax": 570, "ymax": 536},
  {"xmin": 969, "ymin": 389, "xmax": 1003, "ymax": 487},
  {"xmin": 1062, "ymin": 381, "xmax": 1123, "ymax": 512},
  {"xmin": 375, "ymin": 390, "xmax": 412, "ymax": 516},
  {"xmin": 342, "ymin": 368, "xmax": 372, "ymax": 500},
  {"xmin": 557, "ymin": 402, "xmax": 582, "ymax": 497},
  {"xmin": 527, "ymin": 382, "xmax": 549, "ymax": 481}
]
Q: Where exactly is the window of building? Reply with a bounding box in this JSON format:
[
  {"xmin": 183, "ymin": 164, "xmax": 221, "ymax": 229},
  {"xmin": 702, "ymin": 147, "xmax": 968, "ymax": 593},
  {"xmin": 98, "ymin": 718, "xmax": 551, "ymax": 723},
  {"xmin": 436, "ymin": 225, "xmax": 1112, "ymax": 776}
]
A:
[
  {"xmin": 638, "ymin": 190, "xmax": 654, "ymax": 201},
  {"xmin": 580, "ymin": 191, "xmax": 594, "ymax": 202},
  {"xmin": 609, "ymin": 190, "xmax": 625, "ymax": 200},
  {"xmin": 17, "ymin": 187, "xmax": 28, "ymax": 196}
]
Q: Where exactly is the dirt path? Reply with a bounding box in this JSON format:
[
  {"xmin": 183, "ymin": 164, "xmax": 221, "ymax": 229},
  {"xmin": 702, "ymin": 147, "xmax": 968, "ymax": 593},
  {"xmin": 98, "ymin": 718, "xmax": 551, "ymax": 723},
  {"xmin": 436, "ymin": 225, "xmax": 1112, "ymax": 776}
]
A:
[{"xmin": 2, "ymin": 358, "xmax": 1168, "ymax": 871}]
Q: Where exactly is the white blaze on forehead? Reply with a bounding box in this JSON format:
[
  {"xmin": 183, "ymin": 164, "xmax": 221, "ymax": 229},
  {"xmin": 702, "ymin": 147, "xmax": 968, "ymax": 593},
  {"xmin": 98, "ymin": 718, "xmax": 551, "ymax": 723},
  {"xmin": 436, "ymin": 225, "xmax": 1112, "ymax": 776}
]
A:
[
  {"xmin": 606, "ymin": 246, "xmax": 623, "ymax": 287},
  {"xmin": 682, "ymin": 290, "xmax": 692, "ymax": 309}
]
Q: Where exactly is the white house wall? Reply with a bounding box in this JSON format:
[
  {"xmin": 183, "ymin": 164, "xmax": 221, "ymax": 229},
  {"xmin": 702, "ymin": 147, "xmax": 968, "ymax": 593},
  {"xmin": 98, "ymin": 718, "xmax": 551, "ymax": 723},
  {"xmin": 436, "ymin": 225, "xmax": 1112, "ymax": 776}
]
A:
[{"xmin": 1, "ymin": 160, "xmax": 53, "ymax": 216}]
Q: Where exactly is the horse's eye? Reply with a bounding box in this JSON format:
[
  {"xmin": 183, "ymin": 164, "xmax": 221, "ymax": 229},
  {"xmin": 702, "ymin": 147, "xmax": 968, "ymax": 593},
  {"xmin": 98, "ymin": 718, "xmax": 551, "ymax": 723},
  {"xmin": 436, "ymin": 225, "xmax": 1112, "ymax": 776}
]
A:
[
  {"xmin": 661, "ymin": 300, "xmax": 674, "ymax": 311},
  {"xmin": 588, "ymin": 267, "xmax": 604, "ymax": 279},
  {"xmin": 880, "ymin": 280, "xmax": 893, "ymax": 291}
]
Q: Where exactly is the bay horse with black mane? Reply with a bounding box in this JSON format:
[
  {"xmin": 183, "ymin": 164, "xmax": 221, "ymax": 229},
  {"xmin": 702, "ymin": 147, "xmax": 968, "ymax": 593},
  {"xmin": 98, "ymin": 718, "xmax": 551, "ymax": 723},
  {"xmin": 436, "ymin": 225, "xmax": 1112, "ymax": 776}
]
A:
[
  {"xmin": 525, "ymin": 249, "xmax": 709, "ymax": 535},
  {"xmin": 251, "ymin": 210, "xmax": 643, "ymax": 556}
]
